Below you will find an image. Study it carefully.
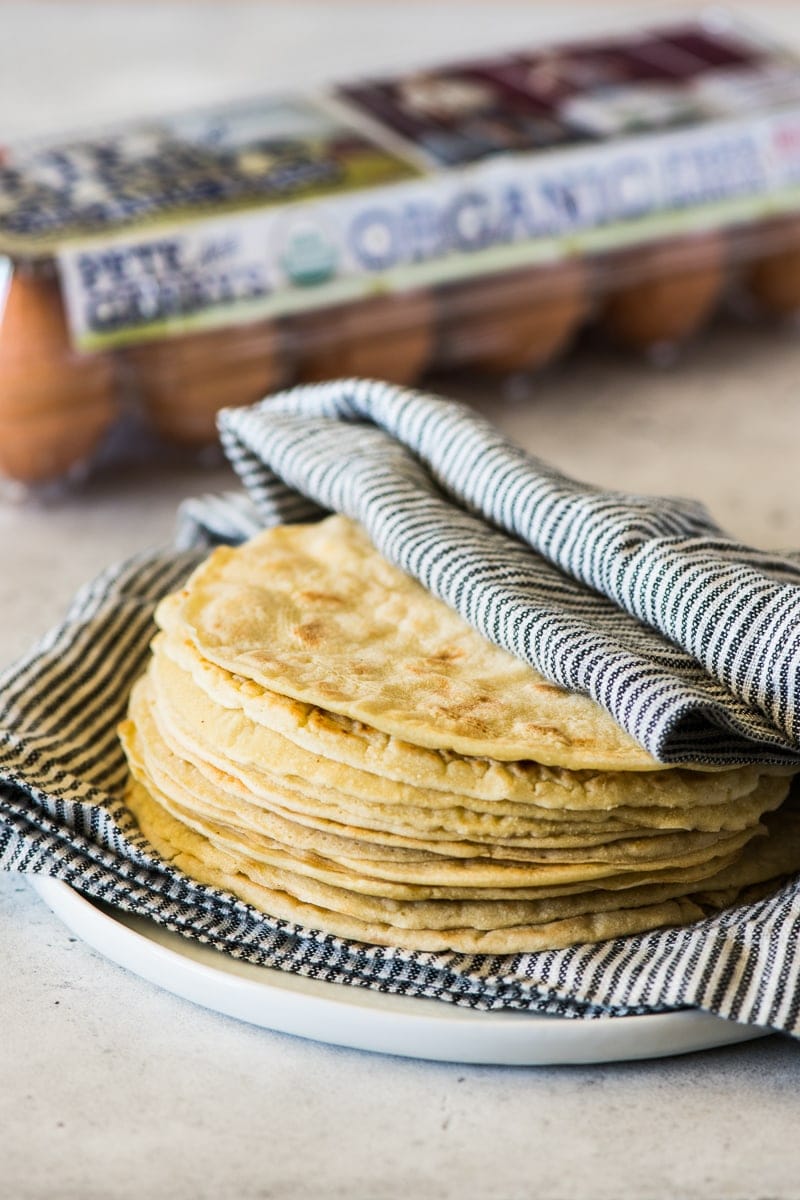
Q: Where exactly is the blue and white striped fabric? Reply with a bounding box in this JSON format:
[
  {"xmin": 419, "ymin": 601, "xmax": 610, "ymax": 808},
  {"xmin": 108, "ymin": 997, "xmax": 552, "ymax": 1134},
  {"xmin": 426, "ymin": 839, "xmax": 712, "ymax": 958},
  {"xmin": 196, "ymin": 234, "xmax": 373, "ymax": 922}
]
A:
[{"xmin": 3, "ymin": 378, "xmax": 800, "ymax": 1034}]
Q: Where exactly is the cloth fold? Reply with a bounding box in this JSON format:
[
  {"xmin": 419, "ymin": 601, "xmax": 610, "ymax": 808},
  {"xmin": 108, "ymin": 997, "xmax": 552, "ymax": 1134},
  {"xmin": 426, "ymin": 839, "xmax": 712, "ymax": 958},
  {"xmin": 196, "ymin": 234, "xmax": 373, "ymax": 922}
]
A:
[
  {"xmin": 3, "ymin": 379, "xmax": 800, "ymax": 1035},
  {"xmin": 214, "ymin": 379, "xmax": 800, "ymax": 765}
]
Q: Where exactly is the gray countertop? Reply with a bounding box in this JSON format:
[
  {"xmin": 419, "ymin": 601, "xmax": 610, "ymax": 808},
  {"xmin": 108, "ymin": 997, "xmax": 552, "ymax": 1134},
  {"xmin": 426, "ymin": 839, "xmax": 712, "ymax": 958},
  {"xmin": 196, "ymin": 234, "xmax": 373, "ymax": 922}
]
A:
[{"xmin": 3, "ymin": 5, "xmax": 800, "ymax": 1199}]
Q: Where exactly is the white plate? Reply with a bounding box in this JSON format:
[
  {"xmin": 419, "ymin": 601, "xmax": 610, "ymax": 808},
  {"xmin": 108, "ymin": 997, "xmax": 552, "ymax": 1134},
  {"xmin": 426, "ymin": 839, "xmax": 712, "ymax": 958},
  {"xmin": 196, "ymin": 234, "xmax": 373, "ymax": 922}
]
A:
[{"xmin": 32, "ymin": 877, "xmax": 769, "ymax": 1066}]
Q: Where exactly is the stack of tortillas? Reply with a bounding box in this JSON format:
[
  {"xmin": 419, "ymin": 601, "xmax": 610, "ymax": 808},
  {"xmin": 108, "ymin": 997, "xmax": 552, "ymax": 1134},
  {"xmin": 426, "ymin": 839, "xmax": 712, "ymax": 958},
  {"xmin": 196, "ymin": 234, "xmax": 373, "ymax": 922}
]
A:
[{"xmin": 119, "ymin": 515, "xmax": 800, "ymax": 954}]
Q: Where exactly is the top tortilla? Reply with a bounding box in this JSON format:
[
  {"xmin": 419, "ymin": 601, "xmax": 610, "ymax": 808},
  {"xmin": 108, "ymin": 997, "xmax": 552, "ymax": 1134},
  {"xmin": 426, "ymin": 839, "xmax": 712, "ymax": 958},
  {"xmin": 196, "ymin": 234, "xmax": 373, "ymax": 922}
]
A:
[{"xmin": 166, "ymin": 515, "xmax": 664, "ymax": 770}]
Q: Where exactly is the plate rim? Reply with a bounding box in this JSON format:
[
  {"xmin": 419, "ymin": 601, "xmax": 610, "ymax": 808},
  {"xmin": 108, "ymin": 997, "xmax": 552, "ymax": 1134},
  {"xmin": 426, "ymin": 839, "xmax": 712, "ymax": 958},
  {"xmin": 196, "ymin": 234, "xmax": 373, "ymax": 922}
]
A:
[{"xmin": 30, "ymin": 876, "xmax": 770, "ymax": 1066}]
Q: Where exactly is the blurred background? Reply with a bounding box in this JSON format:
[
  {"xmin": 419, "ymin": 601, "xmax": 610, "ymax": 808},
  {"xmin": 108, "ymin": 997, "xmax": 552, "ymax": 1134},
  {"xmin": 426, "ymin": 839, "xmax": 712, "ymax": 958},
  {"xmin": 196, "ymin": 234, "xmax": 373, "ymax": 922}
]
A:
[{"xmin": 5, "ymin": 3, "xmax": 800, "ymax": 140}]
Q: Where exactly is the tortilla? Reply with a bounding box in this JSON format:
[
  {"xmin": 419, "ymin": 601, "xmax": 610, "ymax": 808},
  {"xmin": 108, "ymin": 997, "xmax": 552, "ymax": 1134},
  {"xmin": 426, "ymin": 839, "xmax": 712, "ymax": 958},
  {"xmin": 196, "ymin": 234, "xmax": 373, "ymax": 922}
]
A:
[
  {"xmin": 151, "ymin": 639, "xmax": 774, "ymax": 816},
  {"xmin": 124, "ymin": 778, "xmax": 800, "ymax": 954},
  {"xmin": 163, "ymin": 515, "xmax": 664, "ymax": 769}
]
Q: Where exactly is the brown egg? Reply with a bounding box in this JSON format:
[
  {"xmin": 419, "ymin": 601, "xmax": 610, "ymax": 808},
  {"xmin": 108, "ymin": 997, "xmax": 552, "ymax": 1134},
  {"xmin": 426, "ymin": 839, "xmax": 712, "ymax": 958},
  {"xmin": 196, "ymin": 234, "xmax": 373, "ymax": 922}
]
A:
[
  {"xmin": 128, "ymin": 320, "xmax": 286, "ymax": 446},
  {"xmin": 0, "ymin": 402, "xmax": 116, "ymax": 485},
  {"xmin": 743, "ymin": 216, "xmax": 800, "ymax": 316},
  {"xmin": 598, "ymin": 232, "xmax": 727, "ymax": 350},
  {"xmin": 435, "ymin": 260, "xmax": 587, "ymax": 374},
  {"xmin": 0, "ymin": 271, "xmax": 116, "ymax": 482},
  {"xmin": 0, "ymin": 269, "xmax": 67, "ymax": 363},
  {"xmin": 293, "ymin": 290, "xmax": 435, "ymax": 386}
]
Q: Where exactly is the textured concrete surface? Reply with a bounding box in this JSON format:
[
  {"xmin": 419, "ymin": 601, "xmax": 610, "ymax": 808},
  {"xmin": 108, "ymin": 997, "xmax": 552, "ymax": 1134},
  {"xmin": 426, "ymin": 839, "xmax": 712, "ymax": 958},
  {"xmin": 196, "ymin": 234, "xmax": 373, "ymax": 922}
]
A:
[
  {"xmin": 2, "ymin": 877, "xmax": 800, "ymax": 1200},
  {"xmin": 3, "ymin": 5, "xmax": 800, "ymax": 1199}
]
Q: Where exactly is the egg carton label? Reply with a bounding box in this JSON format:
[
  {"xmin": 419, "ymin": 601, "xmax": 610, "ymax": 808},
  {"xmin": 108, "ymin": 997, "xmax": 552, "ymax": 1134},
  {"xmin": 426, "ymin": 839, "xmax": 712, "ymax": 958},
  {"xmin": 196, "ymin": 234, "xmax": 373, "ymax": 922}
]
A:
[
  {"xmin": 0, "ymin": 96, "xmax": 417, "ymax": 255},
  {"xmin": 338, "ymin": 18, "xmax": 800, "ymax": 167},
  {"xmin": 58, "ymin": 106, "xmax": 800, "ymax": 350}
]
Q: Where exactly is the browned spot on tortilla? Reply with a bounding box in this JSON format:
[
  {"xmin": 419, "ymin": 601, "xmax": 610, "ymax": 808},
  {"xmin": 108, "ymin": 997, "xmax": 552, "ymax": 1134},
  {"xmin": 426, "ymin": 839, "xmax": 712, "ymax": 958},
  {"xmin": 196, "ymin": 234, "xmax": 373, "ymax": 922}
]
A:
[
  {"xmin": 534, "ymin": 682, "xmax": 569, "ymax": 696},
  {"xmin": 298, "ymin": 590, "xmax": 345, "ymax": 606},
  {"xmin": 412, "ymin": 675, "xmax": 452, "ymax": 695},
  {"xmin": 310, "ymin": 709, "xmax": 349, "ymax": 734},
  {"xmin": 292, "ymin": 620, "xmax": 328, "ymax": 646},
  {"xmin": 348, "ymin": 662, "xmax": 374, "ymax": 677},
  {"xmin": 523, "ymin": 723, "xmax": 571, "ymax": 746},
  {"xmin": 430, "ymin": 702, "xmax": 493, "ymax": 735},
  {"xmin": 428, "ymin": 646, "xmax": 467, "ymax": 663},
  {"xmin": 317, "ymin": 680, "xmax": 347, "ymax": 701}
]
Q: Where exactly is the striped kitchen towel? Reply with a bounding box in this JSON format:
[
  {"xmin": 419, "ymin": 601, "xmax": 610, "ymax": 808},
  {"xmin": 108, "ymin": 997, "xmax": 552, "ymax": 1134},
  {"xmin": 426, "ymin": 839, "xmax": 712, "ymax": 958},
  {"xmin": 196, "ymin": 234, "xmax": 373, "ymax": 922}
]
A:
[{"xmin": 3, "ymin": 378, "xmax": 800, "ymax": 1032}]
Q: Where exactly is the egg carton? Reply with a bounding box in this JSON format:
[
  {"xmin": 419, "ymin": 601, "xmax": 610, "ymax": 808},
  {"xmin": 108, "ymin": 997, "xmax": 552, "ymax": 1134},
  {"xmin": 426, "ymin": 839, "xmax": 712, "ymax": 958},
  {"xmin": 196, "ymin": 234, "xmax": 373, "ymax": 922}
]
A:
[{"xmin": 3, "ymin": 12, "xmax": 800, "ymax": 492}]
